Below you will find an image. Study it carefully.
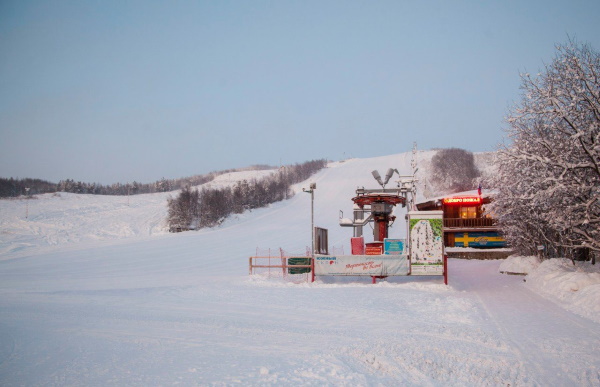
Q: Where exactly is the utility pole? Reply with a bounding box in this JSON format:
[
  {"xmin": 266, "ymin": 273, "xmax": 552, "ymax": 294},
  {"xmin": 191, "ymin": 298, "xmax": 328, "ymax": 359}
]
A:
[{"xmin": 303, "ymin": 183, "xmax": 316, "ymax": 255}]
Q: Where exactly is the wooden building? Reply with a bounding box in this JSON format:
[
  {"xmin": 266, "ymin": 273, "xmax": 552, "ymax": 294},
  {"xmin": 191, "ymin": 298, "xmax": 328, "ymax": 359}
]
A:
[{"xmin": 416, "ymin": 191, "xmax": 506, "ymax": 248}]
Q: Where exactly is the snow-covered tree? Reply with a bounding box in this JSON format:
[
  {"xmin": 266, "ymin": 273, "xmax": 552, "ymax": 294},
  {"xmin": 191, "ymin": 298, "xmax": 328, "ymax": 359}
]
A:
[
  {"xmin": 167, "ymin": 186, "xmax": 200, "ymax": 231},
  {"xmin": 430, "ymin": 148, "xmax": 480, "ymax": 195},
  {"xmin": 494, "ymin": 40, "xmax": 600, "ymax": 260},
  {"xmin": 166, "ymin": 159, "xmax": 326, "ymax": 232}
]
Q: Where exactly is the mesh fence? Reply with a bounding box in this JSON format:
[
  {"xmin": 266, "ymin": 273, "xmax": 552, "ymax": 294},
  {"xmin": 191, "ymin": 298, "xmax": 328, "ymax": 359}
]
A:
[
  {"xmin": 249, "ymin": 247, "xmax": 312, "ymax": 283},
  {"xmin": 331, "ymin": 245, "xmax": 345, "ymax": 255}
]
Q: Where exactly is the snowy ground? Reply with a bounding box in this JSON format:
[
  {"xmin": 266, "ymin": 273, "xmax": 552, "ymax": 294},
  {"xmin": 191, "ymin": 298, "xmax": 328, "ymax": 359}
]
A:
[
  {"xmin": 1, "ymin": 151, "xmax": 599, "ymax": 385},
  {"xmin": 500, "ymin": 256, "xmax": 600, "ymax": 325}
]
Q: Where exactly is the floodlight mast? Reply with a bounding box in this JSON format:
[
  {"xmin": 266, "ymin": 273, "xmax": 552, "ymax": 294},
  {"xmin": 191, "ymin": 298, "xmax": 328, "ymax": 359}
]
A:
[
  {"xmin": 373, "ymin": 168, "xmax": 401, "ymax": 189},
  {"xmin": 371, "ymin": 170, "xmax": 384, "ymax": 187},
  {"xmin": 384, "ymin": 168, "xmax": 394, "ymax": 185},
  {"xmin": 302, "ymin": 183, "xmax": 317, "ymax": 255}
]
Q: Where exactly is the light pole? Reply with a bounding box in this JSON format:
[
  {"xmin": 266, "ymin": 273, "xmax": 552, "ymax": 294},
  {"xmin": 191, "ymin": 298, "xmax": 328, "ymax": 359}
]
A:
[
  {"xmin": 302, "ymin": 182, "xmax": 316, "ymax": 255},
  {"xmin": 25, "ymin": 187, "xmax": 30, "ymax": 219}
]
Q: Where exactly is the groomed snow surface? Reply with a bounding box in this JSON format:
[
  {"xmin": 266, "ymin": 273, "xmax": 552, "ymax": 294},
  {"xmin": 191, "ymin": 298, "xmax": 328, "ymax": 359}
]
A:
[{"xmin": 1, "ymin": 152, "xmax": 599, "ymax": 386}]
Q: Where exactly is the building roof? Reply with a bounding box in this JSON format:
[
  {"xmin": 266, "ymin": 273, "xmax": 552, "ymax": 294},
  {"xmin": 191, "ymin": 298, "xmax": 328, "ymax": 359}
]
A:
[{"xmin": 416, "ymin": 189, "xmax": 497, "ymax": 210}]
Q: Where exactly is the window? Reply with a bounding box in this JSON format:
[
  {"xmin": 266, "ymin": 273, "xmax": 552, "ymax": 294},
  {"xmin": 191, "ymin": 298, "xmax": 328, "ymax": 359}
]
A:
[{"xmin": 460, "ymin": 206, "xmax": 477, "ymax": 219}]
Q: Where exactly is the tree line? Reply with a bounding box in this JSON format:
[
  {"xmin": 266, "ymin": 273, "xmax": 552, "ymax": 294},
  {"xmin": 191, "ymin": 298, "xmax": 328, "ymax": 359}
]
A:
[
  {"xmin": 493, "ymin": 40, "xmax": 599, "ymax": 263},
  {"xmin": 0, "ymin": 165, "xmax": 275, "ymax": 198},
  {"xmin": 167, "ymin": 159, "xmax": 327, "ymax": 231},
  {"xmin": 0, "ymin": 178, "xmax": 57, "ymax": 197}
]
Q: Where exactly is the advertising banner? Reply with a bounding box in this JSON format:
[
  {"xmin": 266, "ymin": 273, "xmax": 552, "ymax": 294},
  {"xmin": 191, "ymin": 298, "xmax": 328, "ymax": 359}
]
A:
[
  {"xmin": 408, "ymin": 211, "xmax": 444, "ymax": 276},
  {"xmin": 453, "ymin": 232, "xmax": 506, "ymax": 248},
  {"xmin": 314, "ymin": 255, "xmax": 409, "ymax": 276}
]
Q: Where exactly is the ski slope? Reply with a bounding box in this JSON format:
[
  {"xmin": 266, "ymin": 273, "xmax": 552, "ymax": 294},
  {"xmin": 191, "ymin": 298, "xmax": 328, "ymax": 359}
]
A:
[
  {"xmin": 1, "ymin": 151, "xmax": 599, "ymax": 386},
  {"xmin": 0, "ymin": 169, "xmax": 276, "ymax": 260}
]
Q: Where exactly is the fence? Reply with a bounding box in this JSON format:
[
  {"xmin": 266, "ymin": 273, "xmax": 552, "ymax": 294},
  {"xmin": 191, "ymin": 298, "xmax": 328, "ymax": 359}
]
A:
[
  {"xmin": 248, "ymin": 247, "xmax": 314, "ymax": 283},
  {"xmin": 331, "ymin": 245, "xmax": 345, "ymax": 255},
  {"xmin": 443, "ymin": 218, "xmax": 497, "ymax": 229}
]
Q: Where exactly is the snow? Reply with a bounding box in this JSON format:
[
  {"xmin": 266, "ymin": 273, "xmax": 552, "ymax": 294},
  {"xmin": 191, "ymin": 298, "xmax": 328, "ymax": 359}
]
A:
[
  {"xmin": 1, "ymin": 151, "xmax": 599, "ymax": 385},
  {"xmin": 522, "ymin": 257, "xmax": 600, "ymax": 324},
  {"xmin": 0, "ymin": 169, "xmax": 276, "ymax": 260},
  {"xmin": 498, "ymin": 256, "xmax": 600, "ymax": 324},
  {"xmin": 499, "ymin": 255, "xmax": 541, "ymax": 274}
]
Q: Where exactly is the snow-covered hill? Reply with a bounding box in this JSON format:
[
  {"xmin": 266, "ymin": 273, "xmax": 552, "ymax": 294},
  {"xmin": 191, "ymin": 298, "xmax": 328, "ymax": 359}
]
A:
[
  {"xmin": 0, "ymin": 152, "xmax": 431, "ymax": 260},
  {"xmin": 0, "ymin": 169, "xmax": 276, "ymax": 259},
  {"xmin": 1, "ymin": 150, "xmax": 599, "ymax": 386}
]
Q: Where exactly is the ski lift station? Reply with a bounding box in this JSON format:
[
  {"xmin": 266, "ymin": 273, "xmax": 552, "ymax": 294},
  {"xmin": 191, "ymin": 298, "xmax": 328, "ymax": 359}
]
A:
[{"xmin": 250, "ymin": 147, "xmax": 449, "ymax": 284}]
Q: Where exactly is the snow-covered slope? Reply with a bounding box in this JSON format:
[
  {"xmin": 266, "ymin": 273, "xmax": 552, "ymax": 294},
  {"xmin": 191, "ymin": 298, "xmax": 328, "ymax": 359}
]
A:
[
  {"xmin": 0, "ymin": 153, "xmax": 425, "ymax": 261},
  {"xmin": 0, "ymin": 169, "xmax": 276, "ymax": 259},
  {"xmin": 1, "ymin": 151, "xmax": 599, "ymax": 386}
]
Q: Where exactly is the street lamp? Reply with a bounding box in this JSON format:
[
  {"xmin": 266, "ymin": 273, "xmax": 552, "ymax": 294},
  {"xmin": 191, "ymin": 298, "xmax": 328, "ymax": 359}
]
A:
[
  {"xmin": 25, "ymin": 187, "xmax": 30, "ymax": 219},
  {"xmin": 302, "ymin": 182, "xmax": 316, "ymax": 255}
]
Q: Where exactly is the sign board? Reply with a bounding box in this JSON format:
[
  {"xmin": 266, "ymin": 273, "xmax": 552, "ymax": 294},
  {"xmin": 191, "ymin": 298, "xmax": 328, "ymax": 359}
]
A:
[
  {"xmin": 287, "ymin": 257, "xmax": 311, "ymax": 274},
  {"xmin": 288, "ymin": 257, "xmax": 310, "ymax": 274},
  {"xmin": 442, "ymin": 196, "xmax": 482, "ymax": 206},
  {"xmin": 314, "ymin": 227, "xmax": 329, "ymax": 255},
  {"xmin": 365, "ymin": 243, "xmax": 383, "ymax": 255},
  {"xmin": 454, "ymin": 232, "xmax": 506, "ymax": 248},
  {"xmin": 408, "ymin": 211, "xmax": 444, "ymax": 276},
  {"xmin": 314, "ymin": 255, "xmax": 409, "ymax": 276},
  {"xmin": 384, "ymin": 238, "xmax": 405, "ymax": 255}
]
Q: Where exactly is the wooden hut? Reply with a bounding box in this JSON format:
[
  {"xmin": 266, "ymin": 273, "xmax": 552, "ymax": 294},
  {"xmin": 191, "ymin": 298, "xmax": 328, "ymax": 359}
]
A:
[{"xmin": 416, "ymin": 191, "xmax": 506, "ymax": 248}]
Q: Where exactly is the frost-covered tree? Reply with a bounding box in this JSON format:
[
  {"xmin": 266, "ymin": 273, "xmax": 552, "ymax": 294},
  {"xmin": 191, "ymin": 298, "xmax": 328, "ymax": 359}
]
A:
[
  {"xmin": 167, "ymin": 186, "xmax": 200, "ymax": 231},
  {"xmin": 494, "ymin": 40, "xmax": 600, "ymax": 260},
  {"xmin": 430, "ymin": 148, "xmax": 480, "ymax": 195},
  {"xmin": 166, "ymin": 159, "xmax": 326, "ymax": 231}
]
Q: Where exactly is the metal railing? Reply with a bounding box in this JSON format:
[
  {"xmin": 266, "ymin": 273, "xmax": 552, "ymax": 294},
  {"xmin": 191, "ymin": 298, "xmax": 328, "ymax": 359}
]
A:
[{"xmin": 443, "ymin": 218, "xmax": 497, "ymax": 229}]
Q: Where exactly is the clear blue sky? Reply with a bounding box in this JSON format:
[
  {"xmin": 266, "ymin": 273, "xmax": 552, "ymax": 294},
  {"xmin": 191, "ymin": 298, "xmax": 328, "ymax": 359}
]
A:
[{"xmin": 1, "ymin": 0, "xmax": 599, "ymax": 184}]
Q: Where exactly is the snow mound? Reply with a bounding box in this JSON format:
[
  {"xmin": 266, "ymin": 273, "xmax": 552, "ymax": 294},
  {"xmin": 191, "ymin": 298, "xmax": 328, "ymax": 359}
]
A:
[
  {"xmin": 498, "ymin": 255, "xmax": 540, "ymax": 274},
  {"xmin": 524, "ymin": 258, "xmax": 600, "ymax": 323}
]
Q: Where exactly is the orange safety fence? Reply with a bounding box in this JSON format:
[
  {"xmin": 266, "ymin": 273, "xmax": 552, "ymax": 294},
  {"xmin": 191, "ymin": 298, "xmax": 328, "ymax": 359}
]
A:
[{"xmin": 249, "ymin": 247, "xmax": 314, "ymax": 283}]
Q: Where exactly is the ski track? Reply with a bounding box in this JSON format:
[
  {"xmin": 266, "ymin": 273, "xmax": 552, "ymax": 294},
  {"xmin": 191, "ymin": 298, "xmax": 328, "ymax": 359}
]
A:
[{"xmin": 1, "ymin": 152, "xmax": 599, "ymax": 385}]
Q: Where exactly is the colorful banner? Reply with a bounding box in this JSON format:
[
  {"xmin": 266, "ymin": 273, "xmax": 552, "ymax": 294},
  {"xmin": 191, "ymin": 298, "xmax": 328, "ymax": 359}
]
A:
[
  {"xmin": 454, "ymin": 232, "xmax": 506, "ymax": 248},
  {"xmin": 314, "ymin": 255, "xmax": 409, "ymax": 276}
]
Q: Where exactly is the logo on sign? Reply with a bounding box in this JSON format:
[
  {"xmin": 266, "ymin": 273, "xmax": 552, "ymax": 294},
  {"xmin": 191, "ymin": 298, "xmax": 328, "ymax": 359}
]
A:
[
  {"xmin": 316, "ymin": 256, "xmax": 337, "ymax": 265},
  {"xmin": 475, "ymin": 237, "xmax": 489, "ymax": 245}
]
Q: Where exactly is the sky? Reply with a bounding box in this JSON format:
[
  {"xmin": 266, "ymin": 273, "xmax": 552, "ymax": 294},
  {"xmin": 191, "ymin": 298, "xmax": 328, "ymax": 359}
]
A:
[{"xmin": 1, "ymin": 0, "xmax": 599, "ymax": 185}]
